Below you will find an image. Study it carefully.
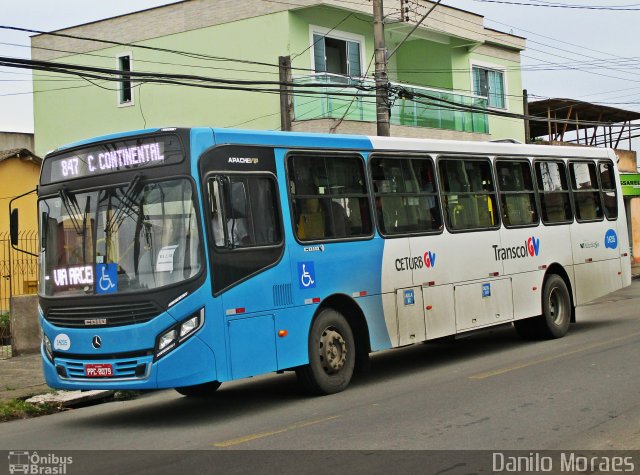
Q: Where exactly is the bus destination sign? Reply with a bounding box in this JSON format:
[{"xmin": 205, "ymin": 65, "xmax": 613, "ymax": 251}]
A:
[{"xmin": 43, "ymin": 135, "xmax": 183, "ymax": 184}]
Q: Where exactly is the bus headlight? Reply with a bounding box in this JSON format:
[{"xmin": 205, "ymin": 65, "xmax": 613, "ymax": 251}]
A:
[
  {"xmin": 157, "ymin": 329, "xmax": 178, "ymax": 357},
  {"xmin": 154, "ymin": 308, "xmax": 204, "ymax": 360},
  {"xmin": 43, "ymin": 334, "xmax": 53, "ymax": 362},
  {"xmin": 180, "ymin": 315, "xmax": 200, "ymax": 338}
]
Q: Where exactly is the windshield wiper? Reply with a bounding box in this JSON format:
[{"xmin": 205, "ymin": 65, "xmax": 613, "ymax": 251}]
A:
[
  {"xmin": 107, "ymin": 174, "xmax": 143, "ymax": 234},
  {"xmin": 81, "ymin": 196, "xmax": 91, "ymax": 263},
  {"xmin": 58, "ymin": 187, "xmax": 84, "ymax": 235}
]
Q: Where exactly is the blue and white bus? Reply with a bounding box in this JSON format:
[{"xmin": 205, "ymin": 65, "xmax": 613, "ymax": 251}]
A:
[{"xmin": 27, "ymin": 128, "xmax": 631, "ymax": 395}]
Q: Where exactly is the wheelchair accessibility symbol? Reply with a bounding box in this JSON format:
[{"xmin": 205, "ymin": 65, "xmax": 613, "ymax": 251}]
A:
[
  {"xmin": 298, "ymin": 261, "xmax": 316, "ymax": 289},
  {"xmin": 96, "ymin": 263, "xmax": 118, "ymax": 294}
]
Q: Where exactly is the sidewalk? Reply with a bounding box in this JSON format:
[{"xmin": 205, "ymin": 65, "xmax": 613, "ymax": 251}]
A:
[{"xmin": 0, "ymin": 353, "xmax": 48, "ymax": 402}]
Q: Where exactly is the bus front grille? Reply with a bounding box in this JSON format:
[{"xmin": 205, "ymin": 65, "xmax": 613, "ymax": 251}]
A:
[{"xmin": 45, "ymin": 302, "xmax": 161, "ymax": 328}]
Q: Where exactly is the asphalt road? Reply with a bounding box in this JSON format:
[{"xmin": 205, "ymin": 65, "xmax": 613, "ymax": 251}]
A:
[{"xmin": 2, "ymin": 281, "xmax": 640, "ymax": 473}]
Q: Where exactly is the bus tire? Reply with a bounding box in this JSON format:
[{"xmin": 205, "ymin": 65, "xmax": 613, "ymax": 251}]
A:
[
  {"xmin": 296, "ymin": 308, "xmax": 355, "ymax": 395},
  {"xmin": 540, "ymin": 274, "xmax": 571, "ymax": 338},
  {"xmin": 514, "ymin": 274, "xmax": 571, "ymax": 340},
  {"xmin": 175, "ymin": 381, "xmax": 221, "ymax": 397}
]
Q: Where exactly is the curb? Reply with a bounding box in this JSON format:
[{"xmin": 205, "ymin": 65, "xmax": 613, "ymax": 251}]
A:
[{"xmin": 26, "ymin": 390, "xmax": 115, "ymax": 407}]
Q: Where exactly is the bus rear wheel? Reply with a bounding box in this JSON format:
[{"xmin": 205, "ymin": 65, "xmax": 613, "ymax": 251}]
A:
[
  {"xmin": 296, "ymin": 308, "xmax": 355, "ymax": 395},
  {"xmin": 514, "ymin": 274, "xmax": 571, "ymax": 339},
  {"xmin": 175, "ymin": 381, "xmax": 221, "ymax": 397}
]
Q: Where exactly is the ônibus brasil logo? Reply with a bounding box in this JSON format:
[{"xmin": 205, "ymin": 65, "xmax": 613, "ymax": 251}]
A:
[
  {"xmin": 395, "ymin": 251, "xmax": 436, "ymax": 271},
  {"xmin": 493, "ymin": 236, "xmax": 540, "ymax": 261}
]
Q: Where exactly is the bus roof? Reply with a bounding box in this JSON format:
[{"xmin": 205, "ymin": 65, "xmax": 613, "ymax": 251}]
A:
[{"xmin": 50, "ymin": 127, "xmax": 617, "ymax": 162}]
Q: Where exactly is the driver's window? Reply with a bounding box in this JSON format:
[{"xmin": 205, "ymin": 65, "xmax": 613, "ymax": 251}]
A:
[{"xmin": 208, "ymin": 175, "xmax": 281, "ymax": 249}]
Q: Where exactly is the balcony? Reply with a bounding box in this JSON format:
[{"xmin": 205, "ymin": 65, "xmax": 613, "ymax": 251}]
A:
[{"xmin": 292, "ymin": 73, "xmax": 489, "ymax": 135}]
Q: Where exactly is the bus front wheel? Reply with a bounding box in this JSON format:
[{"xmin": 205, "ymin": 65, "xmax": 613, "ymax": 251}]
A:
[
  {"xmin": 296, "ymin": 308, "xmax": 355, "ymax": 395},
  {"xmin": 175, "ymin": 381, "xmax": 221, "ymax": 397},
  {"xmin": 514, "ymin": 274, "xmax": 571, "ymax": 339}
]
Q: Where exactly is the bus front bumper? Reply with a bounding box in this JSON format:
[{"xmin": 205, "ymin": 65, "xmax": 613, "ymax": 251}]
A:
[{"xmin": 41, "ymin": 334, "xmax": 217, "ymax": 391}]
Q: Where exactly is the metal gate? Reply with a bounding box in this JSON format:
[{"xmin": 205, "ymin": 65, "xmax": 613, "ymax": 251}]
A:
[{"xmin": 0, "ymin": 231, "xmax": 38, "ymax": 358}]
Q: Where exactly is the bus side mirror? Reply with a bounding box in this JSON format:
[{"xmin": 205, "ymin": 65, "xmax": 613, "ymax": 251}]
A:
[
  {"xmin": 9, "ymin": 188, "xmax": 38, "ymax": 257},
  {"xmin": 10, "ymin": 208, "xmax": 19, "ymax": 246}
]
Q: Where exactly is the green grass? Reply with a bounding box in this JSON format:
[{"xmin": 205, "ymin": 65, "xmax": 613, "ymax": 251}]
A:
[{"xmin": 0, "ymin": 398, "xmax": 63, "ymax": 422}]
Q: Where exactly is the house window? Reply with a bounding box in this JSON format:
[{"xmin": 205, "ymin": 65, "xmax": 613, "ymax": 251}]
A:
[
  {"xmin": 472, "ymin": 66, "xmax": 505, "ymax": 109},
  {"xmin": 117, "ymin": 54, "xmax": 133, "ymax": 105},
  {"xmin": 313, "ymin": 34, "xmax": 362, "ymax": 77}
]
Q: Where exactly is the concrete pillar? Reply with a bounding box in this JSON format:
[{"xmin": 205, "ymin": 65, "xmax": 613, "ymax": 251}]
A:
[{"xmin": 10, "ymin": 295, "xmax": 39, "ymax": 355}]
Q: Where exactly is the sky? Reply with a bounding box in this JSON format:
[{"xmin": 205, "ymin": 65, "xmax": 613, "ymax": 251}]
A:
[{"xmin": 1, "ymin": 0, "xmax": 639, "ymax": 139}]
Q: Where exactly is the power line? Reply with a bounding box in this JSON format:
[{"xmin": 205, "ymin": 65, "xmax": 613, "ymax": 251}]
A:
[
  {"xmin": 0, "ymin": 25, "xmax": 315, "ymax": 73},
  {"xmin": 473, "ymin": 0, "xmax": 640, "ymax": 9}
]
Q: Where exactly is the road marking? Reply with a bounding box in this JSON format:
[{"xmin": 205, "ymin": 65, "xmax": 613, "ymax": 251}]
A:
[
  {"xmin": 469, "ymin": 331, "xmax": 640, "ymax": 380},
  {"xmin": 213, "ymin": 415, "xmax": 340, "ymax": 448}
]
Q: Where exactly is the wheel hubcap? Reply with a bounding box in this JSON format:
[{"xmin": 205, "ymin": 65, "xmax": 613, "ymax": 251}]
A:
[
  {"xmin": 548, "ymin": 287, "xmax": 565, "ymax": 325},
  {"xmin": 319, "ymin": 327, "xmax": 347, "ymax": 374}
]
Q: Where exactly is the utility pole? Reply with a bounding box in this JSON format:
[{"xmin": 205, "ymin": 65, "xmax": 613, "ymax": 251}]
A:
[
  {"xmin": 523, "ymin": 89, "xmax": 530, "ymax": 143},
  {"xmin": 373, "ymin": 0, "xmax": 390, "ymax": 137},
  {"xmin": 279, "ymin": 55, "xmax": 293, "ymax": 132}
]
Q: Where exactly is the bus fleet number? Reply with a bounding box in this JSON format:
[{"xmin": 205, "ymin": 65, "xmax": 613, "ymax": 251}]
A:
[{"xmin": 60, "ymin": 157, "xmax": 80, "ymax": 177}]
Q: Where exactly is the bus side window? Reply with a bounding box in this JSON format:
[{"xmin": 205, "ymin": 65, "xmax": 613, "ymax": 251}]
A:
[
  {"xmin": 569, "ymin": 161, "xmax": 603, "ymax": 222},
  {"xmin": 370, "ymin": 155, "xmax": 441, "ymax": 235},
  {"xmin": 208, "ymin": 175, "xmax": 280, "ymax": 248},
  {"xmin": 439, "ymin": 157, "xmax": 499, "ymax": 231},
  {"xmin": 598, "ymin": 161, "xmax": 618, "ymax": 220},
  {"xmin": 535, "ymin": 161, "xmax": 573, "ymax": 224},
  {"xmin": 497, "ymin": 160, "xmax": 538, "ymax": 227},
  {"xmin": 288, "ymin": 154, "xmax": 371, "ymax": 241}
]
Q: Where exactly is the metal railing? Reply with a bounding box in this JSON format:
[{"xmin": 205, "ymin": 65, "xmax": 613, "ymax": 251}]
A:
[
  {"xmin": 292, "ymin": 73, "xmax": 490, "ymax": 134},
  {"xmin": 0, "ymin": 230, "xmax": 38, "ymax": 358}
]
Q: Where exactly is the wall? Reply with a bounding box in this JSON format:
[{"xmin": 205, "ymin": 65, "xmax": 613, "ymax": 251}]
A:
[
  {"xmin": 452, "ymin": 42, "xmax": 525, "ymax": 142},
  {"xmin": 0, "ymin": 159, "xmax": 39, "ymax": 235},
  {"xmin": 33, "ymin": 12, "xmax": 292, "ymax": 155},
  {"xmin": 288, "ymin": 7, "xmax": 375, "ymax": 77},
  {"xmin": 0, "ymin": 132, "xmax": 34, "ymax": 151},
  {"xmin": 394, "ymin": 39, "xmax": 453, "ymax": 90},
  {"xmin": 293, "ymin": 118, "xmax": 490, "ymax": 141},
  {"xmin": 33, "ymin": 4, "xmax": 526, "ymax": 152}
]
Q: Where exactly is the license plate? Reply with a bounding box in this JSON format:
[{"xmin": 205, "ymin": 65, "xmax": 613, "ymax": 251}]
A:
[{"xmin": 85, "ymin": 363, "xmax": 113, "ymax": 377}]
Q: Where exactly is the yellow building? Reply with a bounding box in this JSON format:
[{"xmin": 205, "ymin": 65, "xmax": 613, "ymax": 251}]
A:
[
  {"xmin": 0, "ymin": 149, "xmax": 41, "ymax": 235},
  {"xmin": 0, "ymin": 148, "xmax": 41, "ymax": 311}
]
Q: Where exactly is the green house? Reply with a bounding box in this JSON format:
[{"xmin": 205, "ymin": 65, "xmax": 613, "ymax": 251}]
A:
[{"xmin": 31, "ymin": 0, "xmax": 526, "ymax": 156}]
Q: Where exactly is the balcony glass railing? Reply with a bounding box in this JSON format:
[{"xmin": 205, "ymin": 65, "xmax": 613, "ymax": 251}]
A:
[{"xmin": 292, "ymin": 73, "xmax": 489, "ymax": 134}]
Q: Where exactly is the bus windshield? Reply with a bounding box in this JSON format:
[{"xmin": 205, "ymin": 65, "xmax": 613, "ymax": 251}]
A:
[{"xmin": 39, "ymin": 178, "xmax": 202, "ymax": 297}]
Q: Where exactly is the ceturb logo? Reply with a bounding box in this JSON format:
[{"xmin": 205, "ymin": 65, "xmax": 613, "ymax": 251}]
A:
[
  {"xmin": 228, "ymin": 157, "xmax": 259, "ymax": 164},
  {"xmin": 395, "ymin": 250, "xmax": 436, "ymax": 271},
  {"xmin": 423, "ymin": 251, "xmax": 436, "ymax": 268},
  {"xmin": 493, "ymin": 236, "xmax": 540, "ymax": 261}
]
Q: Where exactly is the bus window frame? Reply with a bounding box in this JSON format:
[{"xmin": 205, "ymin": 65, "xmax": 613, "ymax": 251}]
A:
[
  {"xmin": 285, "ymin": 150, "xmax": 375, "ymax": 245},
  {"xmin": 533, "ymin": 158, "xmax": 575, "ymax": 226},
  {"xmin": 436, "ymin": 155, "xmax": 501, "ymax": 234},
  {"xmin": 368, "ymin": 152, "xmax": 444, "ymax": 239},
  {"xmin": 495, "ymin": 157, "xmax": 540, "ymax": 229},
  {"xmin": 568, "ymin": 159, "xmax": 605, "ymax": 224},
  {"xmin": 597, "ymin": 159, "xmax": 618, "ymax": 222},
  {"xmin": 204, "ymin": 170, "xmax": 285, "ymax": 253}
]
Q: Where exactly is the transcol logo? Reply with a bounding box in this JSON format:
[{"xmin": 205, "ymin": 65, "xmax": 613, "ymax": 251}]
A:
[{"xmin": 493, "ymin": 236, "xmax": 540, "ymax": 261}]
